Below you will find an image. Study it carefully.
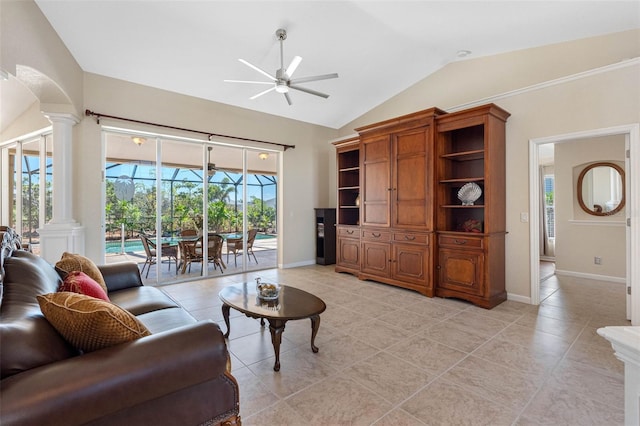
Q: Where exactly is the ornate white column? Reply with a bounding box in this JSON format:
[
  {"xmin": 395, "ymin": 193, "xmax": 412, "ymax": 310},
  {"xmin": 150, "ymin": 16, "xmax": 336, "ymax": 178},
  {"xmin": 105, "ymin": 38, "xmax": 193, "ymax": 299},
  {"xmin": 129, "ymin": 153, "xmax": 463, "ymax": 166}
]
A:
[
  {"xmin": 598, "ymin": 326, "xmax": 640, "ymax": 426},
  {"xmin": 37, "ymin": 112, "xmax": 85, "ymax": 263}
]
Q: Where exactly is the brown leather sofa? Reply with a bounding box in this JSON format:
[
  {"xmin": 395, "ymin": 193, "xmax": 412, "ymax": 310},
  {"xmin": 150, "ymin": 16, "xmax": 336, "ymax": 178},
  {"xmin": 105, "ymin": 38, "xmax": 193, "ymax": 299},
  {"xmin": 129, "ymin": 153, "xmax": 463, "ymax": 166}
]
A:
[{"xmin": 0, "ymin": 228, "xmax": 241, "ymax": 426}]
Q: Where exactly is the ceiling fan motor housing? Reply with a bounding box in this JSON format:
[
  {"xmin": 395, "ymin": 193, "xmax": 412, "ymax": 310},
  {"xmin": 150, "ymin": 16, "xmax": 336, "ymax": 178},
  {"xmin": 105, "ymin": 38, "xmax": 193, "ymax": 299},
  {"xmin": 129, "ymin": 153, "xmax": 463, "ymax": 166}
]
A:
[
  {"xmin": 276, "ymin": 28, "xmax": 287, "ymax": 41},
  {"xmin": 275, "ymin": 68, "xmax": 289, "ymax": 92}
]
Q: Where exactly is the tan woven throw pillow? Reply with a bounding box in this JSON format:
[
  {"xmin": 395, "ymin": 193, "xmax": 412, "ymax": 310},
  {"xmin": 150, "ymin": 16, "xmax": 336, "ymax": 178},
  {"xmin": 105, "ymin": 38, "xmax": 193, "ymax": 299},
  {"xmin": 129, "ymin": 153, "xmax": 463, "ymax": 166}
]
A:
[
  {"xmin": 37, "ymin": 292, "xmax": 151, "ymax": 352},
  {"xmin": 55, "ymin": 252, "xmax": 108, "ymax": 293}
]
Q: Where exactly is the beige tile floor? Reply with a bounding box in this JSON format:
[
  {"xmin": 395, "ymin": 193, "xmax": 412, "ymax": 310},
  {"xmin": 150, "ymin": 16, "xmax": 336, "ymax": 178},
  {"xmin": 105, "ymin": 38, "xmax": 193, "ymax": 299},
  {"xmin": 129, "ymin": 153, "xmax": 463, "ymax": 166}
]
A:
[{"xmin": 160, "ymin": 265, "xmax": 629, "ymax": 425}]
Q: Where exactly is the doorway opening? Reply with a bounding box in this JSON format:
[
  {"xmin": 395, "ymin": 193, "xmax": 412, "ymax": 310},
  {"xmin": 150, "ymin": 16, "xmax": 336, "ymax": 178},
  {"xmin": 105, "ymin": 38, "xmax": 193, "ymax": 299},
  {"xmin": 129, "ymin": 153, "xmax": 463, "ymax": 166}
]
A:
[
  {"xmin": 529, "ymin": 124, "xmax": 639, "ymax": 325},
  {"xmin": 538, "ymin": 144, "xmax": 556, "ymax": 293}
]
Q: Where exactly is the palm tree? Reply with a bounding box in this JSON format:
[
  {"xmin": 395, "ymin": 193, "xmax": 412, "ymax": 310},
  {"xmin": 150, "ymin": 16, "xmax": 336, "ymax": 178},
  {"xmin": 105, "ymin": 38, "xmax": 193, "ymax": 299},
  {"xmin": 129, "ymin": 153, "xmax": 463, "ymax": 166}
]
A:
[{"xmin": 209, "ymin": 177, "xmax": 233, "ymax": 202}]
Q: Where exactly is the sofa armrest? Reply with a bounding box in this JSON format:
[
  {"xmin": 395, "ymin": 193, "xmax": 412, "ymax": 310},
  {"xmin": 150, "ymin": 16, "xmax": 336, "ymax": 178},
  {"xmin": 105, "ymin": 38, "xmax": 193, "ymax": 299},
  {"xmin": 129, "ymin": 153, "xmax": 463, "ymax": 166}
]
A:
[
  {"xmin": 99, "ymin": 261, "xmax": 143, "ymax": 292},
  {"xmin": 0, "ymin": 321, "xmax": 234, "ymax": 426}
]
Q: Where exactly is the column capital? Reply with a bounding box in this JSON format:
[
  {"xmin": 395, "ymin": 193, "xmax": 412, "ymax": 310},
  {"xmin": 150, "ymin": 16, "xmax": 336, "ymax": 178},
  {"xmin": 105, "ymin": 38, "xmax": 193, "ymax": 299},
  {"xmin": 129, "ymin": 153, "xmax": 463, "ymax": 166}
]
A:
[{"xmin": 42, "ymin": 111, "xmax": 80, "ymax": 125}]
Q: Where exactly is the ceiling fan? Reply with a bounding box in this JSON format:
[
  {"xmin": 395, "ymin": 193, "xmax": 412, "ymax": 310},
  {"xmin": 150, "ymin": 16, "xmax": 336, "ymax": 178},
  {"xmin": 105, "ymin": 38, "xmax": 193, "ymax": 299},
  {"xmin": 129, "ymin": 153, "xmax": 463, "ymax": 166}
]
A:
[
  {"xmin": 207, "ymin": 146, "xmax": 217, "ymax": 176},
  {"xmin": 224, "ymin": 28, "xmax": 338, "ymax": 105}
]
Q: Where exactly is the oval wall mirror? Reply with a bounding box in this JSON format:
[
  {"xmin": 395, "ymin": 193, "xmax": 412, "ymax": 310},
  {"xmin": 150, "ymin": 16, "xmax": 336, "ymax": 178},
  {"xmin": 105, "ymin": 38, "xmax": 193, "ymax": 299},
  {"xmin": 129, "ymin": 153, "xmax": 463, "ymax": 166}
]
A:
[{"xmin": 577, "ymin": 162, "xmax": 625, "ymax": 216}]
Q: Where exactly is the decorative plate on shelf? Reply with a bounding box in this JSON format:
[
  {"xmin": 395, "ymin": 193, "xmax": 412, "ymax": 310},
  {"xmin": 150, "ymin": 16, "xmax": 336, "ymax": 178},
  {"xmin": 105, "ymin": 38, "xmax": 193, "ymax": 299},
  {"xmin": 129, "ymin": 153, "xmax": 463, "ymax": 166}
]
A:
[{"xmin": 457, "ymin": 182, "xmax": 482, "ymax": 206}]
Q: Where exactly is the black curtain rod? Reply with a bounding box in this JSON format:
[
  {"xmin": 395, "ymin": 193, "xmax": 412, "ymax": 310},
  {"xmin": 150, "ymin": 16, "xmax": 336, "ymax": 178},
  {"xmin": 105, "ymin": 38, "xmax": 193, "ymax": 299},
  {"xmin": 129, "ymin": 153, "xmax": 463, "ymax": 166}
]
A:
[{"xmin": 84, "ymin": 109, "xmax": 295, "ymax": 150}]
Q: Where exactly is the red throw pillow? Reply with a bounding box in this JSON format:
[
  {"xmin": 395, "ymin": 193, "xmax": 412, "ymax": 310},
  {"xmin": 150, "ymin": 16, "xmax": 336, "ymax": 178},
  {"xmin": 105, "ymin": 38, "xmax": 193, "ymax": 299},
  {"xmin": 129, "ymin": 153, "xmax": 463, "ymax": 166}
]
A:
[{"xmin": 59, "ymin": 271, "xmax": 110, "ymax": 301}]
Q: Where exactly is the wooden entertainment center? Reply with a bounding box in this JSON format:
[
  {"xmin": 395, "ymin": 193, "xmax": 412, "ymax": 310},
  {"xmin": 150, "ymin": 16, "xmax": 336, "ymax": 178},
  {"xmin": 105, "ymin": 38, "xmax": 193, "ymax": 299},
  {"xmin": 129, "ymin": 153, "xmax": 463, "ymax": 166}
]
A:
[{"xmin": 333, "ymin": 103, "xmax": 510, "ymax": 308}]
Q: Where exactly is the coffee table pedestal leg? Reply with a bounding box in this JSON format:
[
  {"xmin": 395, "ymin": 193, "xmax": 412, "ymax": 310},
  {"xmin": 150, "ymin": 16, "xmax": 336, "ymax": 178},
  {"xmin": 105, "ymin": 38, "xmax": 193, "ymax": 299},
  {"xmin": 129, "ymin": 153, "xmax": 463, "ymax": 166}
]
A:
[
  {"xmin": 268, "ymin": 319, "xmax": 286, "ymax": 371},
  {"xmin": 310, "ymin": 315, "xmax": 321, "ymax": 353},
  {"xmin": 222, "ymin": 303, "xmax": 231, "ymax": 338}
]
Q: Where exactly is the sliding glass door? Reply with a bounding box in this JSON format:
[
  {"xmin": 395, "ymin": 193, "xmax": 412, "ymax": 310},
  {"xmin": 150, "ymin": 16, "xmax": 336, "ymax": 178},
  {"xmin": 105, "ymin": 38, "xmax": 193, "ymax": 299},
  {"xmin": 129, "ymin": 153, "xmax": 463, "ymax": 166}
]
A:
[
  {"xmin": 103, "ymin": 129, "xmax": 278, "ymax": 284},
  {"xmin": 0, "ymin": 132, "xmax": 53, "ymax": 254}
]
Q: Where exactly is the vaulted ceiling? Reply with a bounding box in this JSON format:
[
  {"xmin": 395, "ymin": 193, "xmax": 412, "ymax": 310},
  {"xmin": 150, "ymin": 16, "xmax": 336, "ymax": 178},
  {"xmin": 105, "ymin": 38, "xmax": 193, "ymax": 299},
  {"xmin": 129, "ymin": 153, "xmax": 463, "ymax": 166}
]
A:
[{"xmin": 3, "ymin": 1, "xmax": 639, "ymax": 131}]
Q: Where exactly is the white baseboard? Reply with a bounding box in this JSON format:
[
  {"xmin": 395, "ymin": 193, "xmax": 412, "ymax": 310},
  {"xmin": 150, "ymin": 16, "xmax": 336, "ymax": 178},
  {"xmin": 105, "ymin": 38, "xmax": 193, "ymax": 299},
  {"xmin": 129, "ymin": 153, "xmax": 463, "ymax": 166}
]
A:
[
  {"xmin": 507, "ymin": 293, "xmax": 531, "ymax": 304},
  {"xmin": 280, "ymin": 259, "xmax": 316, "ymax": 269},
  {"xmin": 555, "ymin": 269, "xmax": 626, "ymax": 284}
]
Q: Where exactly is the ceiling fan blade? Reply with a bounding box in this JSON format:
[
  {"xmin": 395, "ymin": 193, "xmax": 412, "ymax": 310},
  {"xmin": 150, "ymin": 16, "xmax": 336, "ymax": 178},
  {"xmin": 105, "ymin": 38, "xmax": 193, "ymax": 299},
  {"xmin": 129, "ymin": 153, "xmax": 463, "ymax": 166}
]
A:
[
  {"xmin": 284, "ymin": 92, "xmax": 292, "ymax": 105},
  {"xmin": 288, "ymin": 84, "xmax": 330, "ymax": 99},
  {"xmin": 224, "ymin": 79, "xmax": 275, "ymax": 85},
  {"xmin": 289, "ymin": 73, "xmax": 339, "ymax": 85},
  {"xmin": 250, "ymin": 86, "xmax": 276, "ymax": 100},
  {"xmin": 239, "ymin": 59, "xmax": 276, "ymax": 81},
  {"xmin": 285, "ymin": 56, "xmax": 302, "ymax": 77}
]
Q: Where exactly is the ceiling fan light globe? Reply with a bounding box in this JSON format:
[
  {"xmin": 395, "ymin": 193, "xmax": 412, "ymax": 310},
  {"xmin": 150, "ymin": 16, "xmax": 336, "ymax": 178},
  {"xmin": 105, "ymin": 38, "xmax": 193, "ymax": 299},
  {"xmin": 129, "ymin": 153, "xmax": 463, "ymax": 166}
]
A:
[
  {"xmin": 275, "ymin": 83, "xmax": 289, "ymax": 93},
  {"xmin": 131, "ymin": 136, "xmax": 146, "ymax": 146}
]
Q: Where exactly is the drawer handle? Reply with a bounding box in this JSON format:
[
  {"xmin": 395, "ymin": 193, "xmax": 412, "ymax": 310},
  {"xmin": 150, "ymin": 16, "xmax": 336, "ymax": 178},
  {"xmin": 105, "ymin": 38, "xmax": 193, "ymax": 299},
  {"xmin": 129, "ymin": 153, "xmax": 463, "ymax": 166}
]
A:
[
  {"xmin": 372, "ymin": 232, "xmax": 381, "ymax": 238},
  {"xmin": 454, "ymin": 239, "xmax": 467, "ymax": 245},
  {"xmin": 346, "ymin": 230, "xmax": 354, "ymax": 235},
  {"xmin": 404, "ymin": 235, "xmax": 416, "ymax": 241}
]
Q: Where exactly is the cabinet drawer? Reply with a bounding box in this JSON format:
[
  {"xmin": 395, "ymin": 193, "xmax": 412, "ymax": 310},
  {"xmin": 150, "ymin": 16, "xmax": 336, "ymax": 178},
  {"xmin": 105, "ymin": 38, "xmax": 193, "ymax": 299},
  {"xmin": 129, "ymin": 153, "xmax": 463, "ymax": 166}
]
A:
[
  {"xmin": 438, "ymin": 235, "xmax": 483, "ymax": 249},
  {"xmin": 361, "ymin": 229, "xmax": 392, "ymax": 241},
  {"xmin": 338, "ymin": 227, "xmax": 360, "ymax": 238},
  {"xmin": 393, "ymin": 232, "xmax": 429, "ymax": 245},
  {"xmin": 361, "ymin": 229, "xmax": 391, "ymax": 241}
]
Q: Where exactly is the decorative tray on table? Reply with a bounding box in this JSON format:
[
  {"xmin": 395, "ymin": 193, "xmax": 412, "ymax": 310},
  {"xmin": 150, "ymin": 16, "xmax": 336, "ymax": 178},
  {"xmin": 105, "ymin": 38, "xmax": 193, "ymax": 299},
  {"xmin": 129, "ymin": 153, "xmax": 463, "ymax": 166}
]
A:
[{"xmin": 255, "ymin": 278, "xmax": 280, "ymax": 300}]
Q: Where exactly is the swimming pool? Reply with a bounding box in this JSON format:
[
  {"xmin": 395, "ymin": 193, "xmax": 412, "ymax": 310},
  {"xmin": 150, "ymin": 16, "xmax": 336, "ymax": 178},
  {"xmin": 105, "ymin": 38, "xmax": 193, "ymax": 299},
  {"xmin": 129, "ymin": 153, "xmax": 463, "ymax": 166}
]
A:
[{"xmin": 105, "ymin": 234, "xmax": 275, "ymax": 254}]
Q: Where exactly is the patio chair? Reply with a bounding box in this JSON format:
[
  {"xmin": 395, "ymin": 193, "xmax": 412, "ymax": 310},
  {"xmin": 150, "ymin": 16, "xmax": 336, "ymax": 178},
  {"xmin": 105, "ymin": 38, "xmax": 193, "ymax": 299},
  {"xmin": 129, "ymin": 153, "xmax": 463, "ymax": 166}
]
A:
[
  {"xmin": 226, "ymin": 228, "xmax": 258, "ymax": 267},
  {"xmin": 179, "ymin": 237, "xmax": 204, "ymax": 274},
  {"xmin": 180, "ymin": 229, "xmax": 198, "ymax": 237},
  {"xmin": 207, "ymin": 233, "xmax": 226, "ymax": 273},
  {"xmin": 139, "ymin": 233, "xmax": 179, "ymax": 278}
]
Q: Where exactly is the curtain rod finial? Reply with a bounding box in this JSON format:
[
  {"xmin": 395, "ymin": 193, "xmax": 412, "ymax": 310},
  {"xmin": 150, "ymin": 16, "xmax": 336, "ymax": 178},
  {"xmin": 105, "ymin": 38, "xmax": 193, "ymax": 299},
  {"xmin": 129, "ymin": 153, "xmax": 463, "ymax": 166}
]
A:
[{"xmin": 85, "ymin": 109, "xmax": 101, "ymax": 124}]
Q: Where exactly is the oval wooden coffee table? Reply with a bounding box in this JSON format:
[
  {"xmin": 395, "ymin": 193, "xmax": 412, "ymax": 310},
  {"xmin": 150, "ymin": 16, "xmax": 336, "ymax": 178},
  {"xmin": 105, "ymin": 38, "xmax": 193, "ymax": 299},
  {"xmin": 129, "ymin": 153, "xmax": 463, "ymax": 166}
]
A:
[{"xmin": 219, "ymin": 283, "xmax": 326, "ymax": 371}]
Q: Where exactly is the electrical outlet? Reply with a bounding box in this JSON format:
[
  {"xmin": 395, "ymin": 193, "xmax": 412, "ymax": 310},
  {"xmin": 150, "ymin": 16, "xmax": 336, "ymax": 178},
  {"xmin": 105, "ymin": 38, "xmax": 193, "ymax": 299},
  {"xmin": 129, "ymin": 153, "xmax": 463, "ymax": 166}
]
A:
[
  {"xmin": 520, "ymin": 212, "xmax": 529, "ymax": 223},
  {"xmin": 594, "ymin": 257, "xmax": 602, "ymax": 265}
]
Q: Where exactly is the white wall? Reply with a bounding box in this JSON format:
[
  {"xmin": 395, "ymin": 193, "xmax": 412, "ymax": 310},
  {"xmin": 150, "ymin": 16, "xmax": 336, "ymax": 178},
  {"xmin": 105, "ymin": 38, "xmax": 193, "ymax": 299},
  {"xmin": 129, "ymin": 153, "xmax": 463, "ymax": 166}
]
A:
[
  {"xmin": 337, "ymin": 30, "xmax": 639, "ymax": 137},
  {"xmin": 2, "ymin": 1, "xmax": 639, "ymax": 294},
  {"xmin": 0, "ymin": 0, "xmax": 83, "ymax": 114},
  {"xmin": 555, "ymin": 136, "xmax": 626, "ymax": 279},
  {"xmin": 337, "ymin": 29, "xmax": 640, "ymax": 299},
  {"xmin": 1, "ymin": 101, "xmax": 51, "ymax": 141},
  {"xmin": 80, "ymin": 74, "xmax": 338, "ymax": 264},
  {"xmin": 498, "ymin": 64, "xmax": 637, "ymax": 297},
  {"xmin": 1, "ymin": 1, "xmax": 339, "ymax": 267}
]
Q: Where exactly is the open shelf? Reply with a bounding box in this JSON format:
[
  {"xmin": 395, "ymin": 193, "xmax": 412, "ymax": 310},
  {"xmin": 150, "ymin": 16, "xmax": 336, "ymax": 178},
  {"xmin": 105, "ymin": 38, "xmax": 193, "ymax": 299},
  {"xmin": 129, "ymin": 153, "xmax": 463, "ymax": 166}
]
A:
[
  {"xmin": 339, "ymin": 166, "xmax": 359, "ymax": 172},
  {"xmin": 437, "ymin": 123, "xmax": 489, "ymax": 233},
  {"xmin": 336, "ymin": 142, "xmax": 361, "ymax": 226},
  {"xmin": 439, "ymin": 177, "xmax": 485, "ymax": 184},
  {"xmin": 441, "ymin": 149, "xmax": 485, "ymax": 161},
  {"xmin": 338, "ymin": 149, "xmax": 360, "ymax": 170},
  {"xmin": 440, "ymin": 206, "xmax": 485, "ymax": 233},
  {"xmin": 441, "ymin": 125, "xmax": 485, "ymax": 154}
]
